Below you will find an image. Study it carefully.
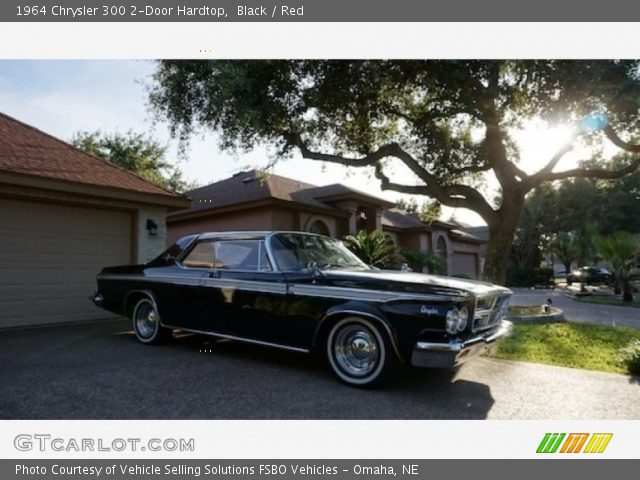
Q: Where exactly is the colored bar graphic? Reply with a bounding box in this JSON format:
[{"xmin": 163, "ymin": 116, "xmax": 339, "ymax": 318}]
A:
[
  {"xmin": 537, "ymin": 433, "xmax": 565, "ymax": 453},
  {"xmin": 537, "ymin": 433, "xmax": 613, "ymax": 454},
  {"xmin": 560, "ymin": 433, "xmax": 589, "ymax": 453},
  {"xmin": 584, "ymin": 434, "xmax": 613, "ymax": 454}
]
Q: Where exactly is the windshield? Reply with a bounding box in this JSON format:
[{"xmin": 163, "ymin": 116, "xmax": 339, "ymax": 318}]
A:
[{"xmin": 269, "ymin": 233, "xmax": 370, "ymax": 272}]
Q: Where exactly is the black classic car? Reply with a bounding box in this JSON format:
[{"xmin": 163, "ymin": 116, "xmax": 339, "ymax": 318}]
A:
[{"xmin": 94, "ymin": 231, "xmax": 512, "ymax": 387}]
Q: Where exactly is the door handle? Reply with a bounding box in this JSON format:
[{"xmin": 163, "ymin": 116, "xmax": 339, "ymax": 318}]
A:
[{"xmin": 208, "ymin": 269, "xmax": 220, "ymax": 278}]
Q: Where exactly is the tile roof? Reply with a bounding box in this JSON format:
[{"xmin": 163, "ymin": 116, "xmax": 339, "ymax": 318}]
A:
[
  {"xmin": 173, "ymin": 169, "xmax": 391, "ymax": 217},
  {"xmin": 0, "ymin": 112, "xmax": 184, "ymax": 199},
  {"xmin": 381, "ymin": 209, "xmax": 428, "ymax": 230}
]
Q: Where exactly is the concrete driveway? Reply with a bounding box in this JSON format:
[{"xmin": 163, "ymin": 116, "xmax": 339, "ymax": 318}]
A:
[
  {"xmin": 510, "ymin": 288, "xmax": 640, "ymax": 328},
  {"xmin": 0, "ymin": 319, "xmax": 638, "ymax": 420}
]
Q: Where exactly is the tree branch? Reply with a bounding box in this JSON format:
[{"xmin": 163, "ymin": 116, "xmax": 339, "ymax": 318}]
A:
[
  {"xmin": 525, "ymin": 132, "xmax": 578, "ymax": 189},
  {"xmin": 285, "ymin": 134, "xmax": 499, "ymax": 224},
  {"xmin": 528, "ymin": 125, "xmax": 640, "ymax": 185},
  {"xmin": 544, "ymin": 157, "xmax": 640, "ymax": 182},
  {"xmin": 604, "ymin": 125, "xmax": 640, "ymax": 153}
]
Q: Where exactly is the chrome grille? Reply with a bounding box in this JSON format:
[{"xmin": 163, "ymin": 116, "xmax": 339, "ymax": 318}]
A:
[{"xmin": 473, "ymin": 294, "xmax": 510, "ymax": 331}]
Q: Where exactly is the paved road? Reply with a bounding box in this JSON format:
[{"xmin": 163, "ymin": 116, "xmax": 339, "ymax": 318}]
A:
[
  {"xmin": 1, "ymin": 320, "xmax": 638, "ymax": 420},
  {"xmin": 511, "ymin": 288, "xmax": 640, "ymax": 328}
]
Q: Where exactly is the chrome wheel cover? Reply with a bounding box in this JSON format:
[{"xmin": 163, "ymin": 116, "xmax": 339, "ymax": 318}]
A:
[
  {"xmin": 134, "ymin": 302, "xmax": 157, "ymax": 339},
  {"xmin": 333, "ymin": 324, "xmax": 380, "ymax": 377}
]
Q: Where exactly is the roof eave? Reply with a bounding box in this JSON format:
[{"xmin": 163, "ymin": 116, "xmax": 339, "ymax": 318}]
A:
[{"xmin": 0, "ymin": 170, "xmax": 191, "ymax": 210}]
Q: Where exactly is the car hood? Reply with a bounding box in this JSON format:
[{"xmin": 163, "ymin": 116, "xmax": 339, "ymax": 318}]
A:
[{"xmin": 320, "ymin": 269, "xmax": 512, "ymax": 299}]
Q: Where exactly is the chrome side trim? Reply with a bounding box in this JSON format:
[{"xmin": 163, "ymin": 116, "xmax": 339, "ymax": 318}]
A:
[
  {"xmin": 98, "ymin": 274, "xmax": 462, "ymax": 303},
  {"xmin": 200, "ymin": 278, "xmax": 287, "ymax": 294},
  {"xmin": 98, "ymin": 274, "xmax": 287, "ymax": 294},
  {"xmin": 315, "ymin": 309, "xmax": 403, "ymax": 361},
  {"xmin": 161, "ymin": 325, "xmax": 310, "ymax": 354},
  {"xmin": 98, "ymin": 274, "xmax": 201, "ymax": 286},
  {"xmin": 289, "ymin": 284, "xmax": 464, "ymax": 303}
]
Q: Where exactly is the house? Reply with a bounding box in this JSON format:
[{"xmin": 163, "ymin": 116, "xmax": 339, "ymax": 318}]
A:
[
  {"xmin": 0, "ymin": 112, "xmax": 191, "ymax": 328},
  {"xmin": 167, "ymin": 170, "xmax": 486, "ymax": 277}
]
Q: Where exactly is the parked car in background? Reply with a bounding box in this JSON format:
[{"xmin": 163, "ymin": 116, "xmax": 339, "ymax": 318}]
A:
[
  {"xmin": 94, "ymin": 231, "xmax": 512, "ymax": 387},
  {"xmin": 566, "ymin": 266, "xmax": 613, "ymax": 285}
]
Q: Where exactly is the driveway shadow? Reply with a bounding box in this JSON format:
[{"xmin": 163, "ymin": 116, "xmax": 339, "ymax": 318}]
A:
[{"xmin": 0, "ymin": 320, "xmax": 494, "ymax": 420}]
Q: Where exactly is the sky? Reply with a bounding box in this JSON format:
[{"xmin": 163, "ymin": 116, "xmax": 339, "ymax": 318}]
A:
[{"xmin": 0, "ymin": 60, "xmax": 595, "ymax": 227}]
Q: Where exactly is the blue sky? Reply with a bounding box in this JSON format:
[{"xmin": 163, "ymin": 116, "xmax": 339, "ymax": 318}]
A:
[{"xmin": 0, "ymin": 60, "xmax": 486, "ymax": 224}]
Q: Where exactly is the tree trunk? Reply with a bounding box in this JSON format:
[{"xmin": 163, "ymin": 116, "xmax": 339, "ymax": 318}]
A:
[
  {"xmin": 483, "ymin": 208, "xmax": 522, "ymax": 285},
  {"xmin": 623, "ymin": 279, "xmax": 633, "ymax": 303}
]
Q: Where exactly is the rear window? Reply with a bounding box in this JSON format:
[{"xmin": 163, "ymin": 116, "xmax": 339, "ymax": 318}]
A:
[{"xmin": 181, "ymin": 241, "xmax": 214, "ymax": 268}]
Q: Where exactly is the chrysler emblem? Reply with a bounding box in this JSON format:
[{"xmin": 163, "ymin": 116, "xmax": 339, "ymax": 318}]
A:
[{"xmin": 420, "ymin": 305, "xmax": 438, "ymax": 316}]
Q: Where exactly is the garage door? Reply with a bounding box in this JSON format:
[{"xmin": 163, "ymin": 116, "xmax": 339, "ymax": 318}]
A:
[
  {"xmin": 0, "ymin": 199, "xmax": 132, "ymax": 327},
  {"xmin": 451, "ymin": 252, "xmax": 478, "ymax": 278}
]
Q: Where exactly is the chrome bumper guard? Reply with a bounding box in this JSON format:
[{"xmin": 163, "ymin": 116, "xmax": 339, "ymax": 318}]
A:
[
  {"xmin": 411, "ymin": 320, "xmax": 513, "ymax": 368},
  {"xmin": 92, "ymin": 292, "xmax": 104, "ymax": 306}
]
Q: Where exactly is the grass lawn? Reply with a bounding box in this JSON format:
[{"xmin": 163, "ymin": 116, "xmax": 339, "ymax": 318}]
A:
[
  {"xmin": 573, "ymin": 295, "xmax": 640, "ymax": 308},
  {"xmin": 487, "ymin": 322, "xmax": 640, "ymax": 374}
]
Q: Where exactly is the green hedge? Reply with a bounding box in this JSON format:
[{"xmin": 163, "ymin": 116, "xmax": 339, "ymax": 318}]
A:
[{"xmin": 506, "ymin": 266, "xmax": 554, "ymax": 287}]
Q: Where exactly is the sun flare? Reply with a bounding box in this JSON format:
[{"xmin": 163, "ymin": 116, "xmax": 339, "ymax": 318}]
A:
[{"xmin": 512, "ymin": 120, "xmax": 578, "ymax": 175}]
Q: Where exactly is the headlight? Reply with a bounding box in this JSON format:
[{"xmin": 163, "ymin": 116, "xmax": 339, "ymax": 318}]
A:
[
  {"xmin": 446, "ymin": 306, "xmax": 468, "ymax": 334},
  {"xmin": 445, "ymin": 309, "xmax": 460, "ymax": 334},
  {"xmin": 457, "ymin": 306, "xmax": 469, "ymax": 331}
]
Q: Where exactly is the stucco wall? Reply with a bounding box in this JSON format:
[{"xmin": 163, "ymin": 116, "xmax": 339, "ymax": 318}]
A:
[
  {"xmin": 166, "ymin": 208, "xmax": 276, "ymax": 245},
  {"xmin": 136, "ymin": 205, "xmax": 169, "ymax": 263}
]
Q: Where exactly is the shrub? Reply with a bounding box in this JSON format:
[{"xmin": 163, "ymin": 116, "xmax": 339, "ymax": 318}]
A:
[
  {"xmin": 506, "ymin": 266, "xmax": 554, "ymax": 287},
  {"xmin": 617, "ymin": 339, "xmax": 640, "ymax": 375},
  {"xmin": 343, "ymin": 230, "xmax": 401, "ymax": 269},
  {"xmin": 398, "ymin": 247, "xmax": 444, "ymax": 274}
]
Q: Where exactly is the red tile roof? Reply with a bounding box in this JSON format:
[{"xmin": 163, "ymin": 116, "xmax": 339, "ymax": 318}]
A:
[{"xmin": 0, "ymin": 112, "xmax": 184, "ymax": 199}]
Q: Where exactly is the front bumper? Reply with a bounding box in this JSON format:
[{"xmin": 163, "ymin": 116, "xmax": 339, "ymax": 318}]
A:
[{"xmin": 411, "ymin": 320, "xmax": 513, "ymax": 368}]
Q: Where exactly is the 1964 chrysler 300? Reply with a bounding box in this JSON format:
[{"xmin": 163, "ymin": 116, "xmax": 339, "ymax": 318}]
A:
[{"xmin": 94, "ymin": 231, "xmax": 512, "ymax": 387}]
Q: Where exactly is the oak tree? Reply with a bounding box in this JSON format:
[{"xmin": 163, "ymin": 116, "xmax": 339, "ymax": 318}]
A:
[{"xmin": 149, "ymin": 60, "xmax": 640, "ymax": 283}]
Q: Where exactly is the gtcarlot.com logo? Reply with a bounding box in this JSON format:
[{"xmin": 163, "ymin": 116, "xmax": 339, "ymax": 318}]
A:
[
  {"xmin": 536, "ymin": 433, "xmax": 613, "ymax": 454},
  {"xmin": 14, "ymin": 434, "xmax": 195, "ymax": 453}
]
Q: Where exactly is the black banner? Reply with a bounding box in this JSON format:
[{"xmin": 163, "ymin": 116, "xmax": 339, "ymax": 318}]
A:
[
  {"xmin": 2, "ymin": 0, "xmax": 640, "ymax": 22},
  {"xmin": 4, "ymin": 459, "xmax": 639, "ymax": 480}
]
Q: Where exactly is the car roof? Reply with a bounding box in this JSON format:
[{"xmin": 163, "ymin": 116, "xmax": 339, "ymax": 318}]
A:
[{"xmin": 186, "ymin": 230, "xmax": 332, "ymax": 242}]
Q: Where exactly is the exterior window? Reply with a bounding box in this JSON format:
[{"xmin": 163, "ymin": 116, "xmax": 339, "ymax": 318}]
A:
[
  {"xmin": 214, "ymin": 240, "xmax": 272, "ymax": 271},
  {"xmin": 181, "ymin": 241, "xmax": 214, "ymax": 268},
  {"xmin": 308, "ymin": 219, "xmax": 330, "ymax": 236}
]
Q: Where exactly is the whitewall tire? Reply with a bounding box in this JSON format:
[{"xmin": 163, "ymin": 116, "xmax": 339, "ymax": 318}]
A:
[
  {"xmin": 132, "ymin": 297, "xmax": 171, "ymax": 345},
  {"xmin": 326, "ymin": 316, "xmax": 395, "ymax": 387}
]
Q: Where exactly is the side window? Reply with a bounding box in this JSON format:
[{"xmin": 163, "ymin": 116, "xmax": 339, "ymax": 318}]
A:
[
  {"xmin": 214, "ymin": 240, "xmax": 272, "ymax": 271},
  {"xmin": 181, "ymin": 241, "xmax": 214, "ymax": 268}
]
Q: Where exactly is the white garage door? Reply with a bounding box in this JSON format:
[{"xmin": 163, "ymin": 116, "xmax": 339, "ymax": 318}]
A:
[
  {"xmin": 451, "ymin": 252, "xmax": 478, "ymax": 278},
  {"xmin": 0, "ymin": 199, "xmax": 132, "ymax": 327}
]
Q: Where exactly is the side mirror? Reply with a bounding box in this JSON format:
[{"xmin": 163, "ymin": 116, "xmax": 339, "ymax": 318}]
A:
[{"xmin": 307, "ymin": 261, "xmax": 323, "ymax": 279}]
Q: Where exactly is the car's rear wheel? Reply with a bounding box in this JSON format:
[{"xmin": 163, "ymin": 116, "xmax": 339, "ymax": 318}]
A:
[
  {"xmin": 132, "ymin": 297, "xmax": 171, "ymax": 344},
  {"xmin": 326, "ymin": 317, "xmax": 395, "ymax": 388}
]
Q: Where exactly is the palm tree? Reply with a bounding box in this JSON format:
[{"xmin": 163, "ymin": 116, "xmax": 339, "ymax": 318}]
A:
[
  {"xmin": 548, "ymin": 232, "xmax": 578, "ymax": 275},
  {"xmin": 343, "ymin": 230, "xmax": 400, "ymax": 269},
  {"xmin": 597, "ymin": 232, "xmax": 640, "ymax": 303},
  {"xmin": 574, "ymin": 223, "xmax": 598, "ymax": 267}
]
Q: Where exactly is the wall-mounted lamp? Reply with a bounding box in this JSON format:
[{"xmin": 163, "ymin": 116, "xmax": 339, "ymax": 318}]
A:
[{"xmin": 146, "ymin": 219, "xmax": 158, "ymax": 236}]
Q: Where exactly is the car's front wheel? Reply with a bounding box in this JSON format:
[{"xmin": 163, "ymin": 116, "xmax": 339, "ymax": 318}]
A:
[
  {"xmin": 132, "ymin": 297, "xmax": 171, "ymax": 344},
  {"xmin": 326, "ymin": 317, "xmax": 395, "ymax": 388}
]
